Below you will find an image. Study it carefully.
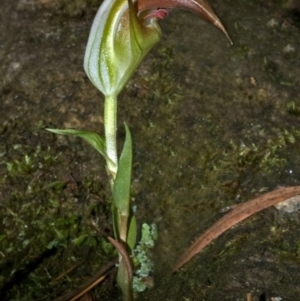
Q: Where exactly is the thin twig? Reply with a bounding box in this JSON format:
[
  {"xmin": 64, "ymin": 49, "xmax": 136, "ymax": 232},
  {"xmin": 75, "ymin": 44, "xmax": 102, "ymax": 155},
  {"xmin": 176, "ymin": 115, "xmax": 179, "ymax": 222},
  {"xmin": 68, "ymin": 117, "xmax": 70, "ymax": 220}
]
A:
[
  {"xmin": 68, "ymin": 274, "xmax": 107, "ymax": 301},
  {"xmin": 51, "ymin": 257, "xmax": 118, "ymax": 301},
  {"xmin": 51, "ymin": 261, "xmax": 84, "ymax": 282}
]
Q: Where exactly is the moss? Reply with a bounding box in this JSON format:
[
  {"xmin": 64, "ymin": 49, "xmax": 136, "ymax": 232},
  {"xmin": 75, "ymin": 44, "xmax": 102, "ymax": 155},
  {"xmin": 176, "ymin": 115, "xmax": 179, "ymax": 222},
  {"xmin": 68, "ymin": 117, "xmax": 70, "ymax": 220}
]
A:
[{"xmin": 0, "ymin": 121, "xmax": 115, "ymax": 300}]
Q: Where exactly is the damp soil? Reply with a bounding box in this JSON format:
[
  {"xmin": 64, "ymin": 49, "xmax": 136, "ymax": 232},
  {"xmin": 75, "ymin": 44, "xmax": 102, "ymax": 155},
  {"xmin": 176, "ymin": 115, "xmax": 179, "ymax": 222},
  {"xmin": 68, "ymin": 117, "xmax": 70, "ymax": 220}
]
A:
[{"xmin": 1, "ymin": 0, "xmax": 300, "ymax": 300}]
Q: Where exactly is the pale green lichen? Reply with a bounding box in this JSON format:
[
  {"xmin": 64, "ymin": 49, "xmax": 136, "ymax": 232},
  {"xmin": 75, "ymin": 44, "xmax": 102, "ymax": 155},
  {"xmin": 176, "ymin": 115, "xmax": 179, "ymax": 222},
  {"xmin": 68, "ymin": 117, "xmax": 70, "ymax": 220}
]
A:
[{"xmin": 132, "ymin": 223, "xmax": 157, "ymax": 292}]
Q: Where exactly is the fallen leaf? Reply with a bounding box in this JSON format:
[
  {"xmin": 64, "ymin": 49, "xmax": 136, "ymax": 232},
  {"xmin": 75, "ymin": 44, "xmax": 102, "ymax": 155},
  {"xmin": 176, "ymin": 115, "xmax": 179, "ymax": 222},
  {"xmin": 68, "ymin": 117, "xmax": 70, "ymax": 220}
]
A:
[{"xmin": 174, "ymin": 186, "xmax": 300, "ymax": 271}]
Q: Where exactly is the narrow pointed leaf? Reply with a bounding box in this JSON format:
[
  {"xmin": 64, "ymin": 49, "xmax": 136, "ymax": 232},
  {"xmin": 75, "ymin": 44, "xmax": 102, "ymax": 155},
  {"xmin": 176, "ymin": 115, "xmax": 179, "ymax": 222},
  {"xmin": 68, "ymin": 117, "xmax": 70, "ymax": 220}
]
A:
[
  {"xmin": 47, "ymin": 128, "xmax": 114, "ymax": 166},
  {"xmin": 127, "ymin": 213, "xmax": 137, "ymax": 252},
  {"xmin": 107, "ymin": 236, "xmax": 133, "ymax": 282},
  {"xmin": 111, "ymin": 202, "xmax": 120, "ymax": 244},
  {"xmin": 174, "ymin": 186, "xmax": 300, "ymax": 271},
  {"xmin": 112, "ymin": 191, "xmax": 136, "ymax": 252},
  {"xmin": 112, "ymin": 123, "xmax": 132, "ymax": 216},
  {"xmin": 108, "ymin": 236, "xmax": 133, "ymax": 301}
]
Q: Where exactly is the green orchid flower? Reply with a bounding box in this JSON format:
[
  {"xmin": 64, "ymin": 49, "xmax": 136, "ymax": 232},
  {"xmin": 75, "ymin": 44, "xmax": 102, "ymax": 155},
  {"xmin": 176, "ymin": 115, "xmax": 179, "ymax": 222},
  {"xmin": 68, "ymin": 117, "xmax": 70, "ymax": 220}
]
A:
[
  {"xmin": 84, "ymin": 0, "xmax": 158, "ymax": 98},
  {"xmin": 84, "ymin": 0, "xmax": 231, "ymax": 98}
]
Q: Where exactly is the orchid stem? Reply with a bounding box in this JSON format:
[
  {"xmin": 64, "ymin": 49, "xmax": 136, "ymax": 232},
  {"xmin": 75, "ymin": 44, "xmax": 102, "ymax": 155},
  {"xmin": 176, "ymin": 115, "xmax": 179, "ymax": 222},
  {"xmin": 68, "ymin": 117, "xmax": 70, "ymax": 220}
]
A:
[{"xmin": 104, "ymin": 95, "xmax": 118, "ymax": 184}]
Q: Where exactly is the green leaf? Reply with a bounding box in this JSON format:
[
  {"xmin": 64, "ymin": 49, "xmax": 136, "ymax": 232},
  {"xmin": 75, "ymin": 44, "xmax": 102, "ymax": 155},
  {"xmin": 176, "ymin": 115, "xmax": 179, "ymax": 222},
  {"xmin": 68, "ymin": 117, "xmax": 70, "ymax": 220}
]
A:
[
  {"xmin": 127, "ymin": 213, "xmax": 137, "ymax": 252},
  {"xmin": 47, "ymin": 128, "xmax": 114, "ymax": 166},
  {"xmin": 111, "ymin": 202, "xmax": 120, "ymax": 241},
  {"xmin": 108, "ymin": 236, "xmax": 133, "ymax": 301},
  {"xmin": 112, "ymin": 123, "xmax": 136, "ymax": 250},
  {"xmin": 112, "ymin": 123, "xmax": 132, "ymax": 216}
]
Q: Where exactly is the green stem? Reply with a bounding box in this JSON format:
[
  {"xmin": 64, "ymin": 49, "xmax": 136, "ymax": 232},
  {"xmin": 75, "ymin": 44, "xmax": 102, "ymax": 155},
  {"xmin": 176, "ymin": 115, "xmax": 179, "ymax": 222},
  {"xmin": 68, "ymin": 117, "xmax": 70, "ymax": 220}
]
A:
[{"xmin": 104, "ymin": 95, "xmax": 118, "ymax": 182}]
